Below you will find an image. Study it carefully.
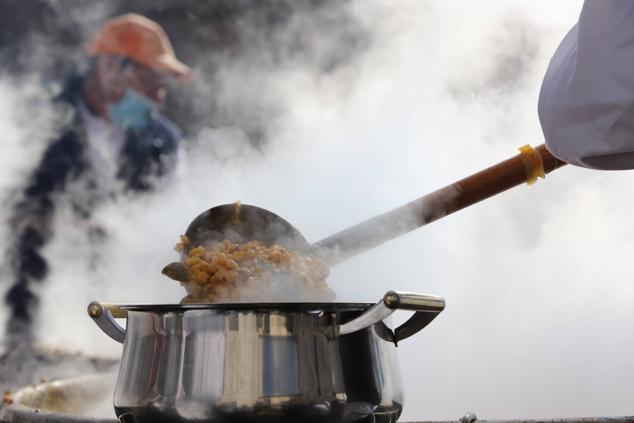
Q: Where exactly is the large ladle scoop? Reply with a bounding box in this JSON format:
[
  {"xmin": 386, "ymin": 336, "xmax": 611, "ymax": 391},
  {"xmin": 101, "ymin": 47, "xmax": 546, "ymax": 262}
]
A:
[
  {"xmin": 166, "ymin": 144, "xmax": 565, "ymax": 280},
  {"xmin": 184, "ymin": 203, "xmax": 312, "ymax": 254}
]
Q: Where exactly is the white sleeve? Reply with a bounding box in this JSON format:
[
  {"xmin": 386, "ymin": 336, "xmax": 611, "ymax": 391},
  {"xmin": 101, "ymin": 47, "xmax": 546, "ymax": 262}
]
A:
[{"xmin": 538, "ymin": 0, "xmax": 634, "ymax": 170}]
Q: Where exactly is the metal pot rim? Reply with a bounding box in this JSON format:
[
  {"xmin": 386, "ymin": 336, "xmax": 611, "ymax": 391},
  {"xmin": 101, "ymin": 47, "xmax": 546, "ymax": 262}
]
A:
[
  {"xmin": 111, "ymin": 302, "xmax": 375, "ymax": 313},
  {"xmin": 89, "ymin": 291, "xmax": 445, "ymax": 344}
]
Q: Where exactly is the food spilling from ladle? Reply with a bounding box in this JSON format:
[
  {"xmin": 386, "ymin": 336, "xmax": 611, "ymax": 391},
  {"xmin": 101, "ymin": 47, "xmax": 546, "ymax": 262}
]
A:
[
  {"xmin": 162, "ymin": 144, "xmax": 567, "ymax": 304},
  {"xmin": 162, "ymin": 202, "xmax": 335, "ymax": 303}
]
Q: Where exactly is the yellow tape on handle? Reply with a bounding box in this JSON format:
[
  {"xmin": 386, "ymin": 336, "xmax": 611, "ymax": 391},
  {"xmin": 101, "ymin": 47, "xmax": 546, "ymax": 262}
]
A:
[{"xmin": 518, "ymin": 144, "xmax": 545, "ymax": 185}]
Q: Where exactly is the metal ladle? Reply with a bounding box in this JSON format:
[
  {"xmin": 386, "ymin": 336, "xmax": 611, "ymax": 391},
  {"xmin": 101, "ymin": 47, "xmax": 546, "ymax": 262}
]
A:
[
  {"xmin": 163, "ymin": 144, "xmax": 566, "ymax": 281},
  {"xmin": 183, "ymin": 203, "xmax": 312, "ymax": 254}
]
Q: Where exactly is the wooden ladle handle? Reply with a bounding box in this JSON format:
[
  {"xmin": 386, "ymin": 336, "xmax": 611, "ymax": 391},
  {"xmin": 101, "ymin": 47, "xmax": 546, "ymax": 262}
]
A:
[{"xmin": 314, "ymin": 144, "xmax": 566, "ymax": 266}]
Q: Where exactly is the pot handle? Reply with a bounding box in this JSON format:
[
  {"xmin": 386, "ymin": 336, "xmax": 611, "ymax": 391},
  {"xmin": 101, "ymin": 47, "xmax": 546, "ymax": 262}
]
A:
[
  {"xmin": 337, "ymin": 291, "xmax": 445, "ymax": 344},
  {"xmin": 87, "ymin": 301, "xmax": 127, "ymax": 344}
]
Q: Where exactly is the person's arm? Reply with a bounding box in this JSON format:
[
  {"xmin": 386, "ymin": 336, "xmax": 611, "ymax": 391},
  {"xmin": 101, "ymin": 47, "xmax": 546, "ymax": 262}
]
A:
[{"xmin": 538, "ymin": 0, "xmax": 634, "ymax": 170}]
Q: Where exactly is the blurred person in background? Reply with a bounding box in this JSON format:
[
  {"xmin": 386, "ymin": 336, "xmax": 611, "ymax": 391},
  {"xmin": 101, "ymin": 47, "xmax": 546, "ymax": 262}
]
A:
[
  {"xmin": 539, "ymin": 0, "xmax": 634, "ymax": 169},
  {"xmin": 4, "ymin": 13, "xmax": 191, "ymax": 337}
]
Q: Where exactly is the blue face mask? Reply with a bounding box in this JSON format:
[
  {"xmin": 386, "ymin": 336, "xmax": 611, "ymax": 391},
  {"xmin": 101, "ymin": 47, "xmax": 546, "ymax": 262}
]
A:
[{"xmin": 106, "ymin": 89, "xmax": 157, "ymax": 131}]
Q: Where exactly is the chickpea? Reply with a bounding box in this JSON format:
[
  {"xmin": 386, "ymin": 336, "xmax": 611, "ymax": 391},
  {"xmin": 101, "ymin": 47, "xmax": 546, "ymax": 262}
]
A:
[{"xmin": 170, "ymin": 237, "xmax": 333, "ymax": 303}]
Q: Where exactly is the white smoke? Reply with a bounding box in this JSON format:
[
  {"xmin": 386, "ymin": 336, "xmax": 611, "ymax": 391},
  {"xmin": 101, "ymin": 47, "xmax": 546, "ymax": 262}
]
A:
[{"xmin": 5, "ymin": 0, "xmax": 634, "ymax": 421}]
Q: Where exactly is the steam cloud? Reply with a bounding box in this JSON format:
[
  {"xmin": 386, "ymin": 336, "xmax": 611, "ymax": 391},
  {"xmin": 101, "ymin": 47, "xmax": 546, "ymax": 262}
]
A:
[{"xmin": 3, "ymin": 0, "xmax": 634, "ymax": 421}]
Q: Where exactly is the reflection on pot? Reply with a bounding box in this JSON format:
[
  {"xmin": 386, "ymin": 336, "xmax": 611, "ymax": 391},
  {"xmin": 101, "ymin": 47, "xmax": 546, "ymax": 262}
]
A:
[{"xmin": 88, "ymin": 291, "xmax": 445, "ymax": 423}]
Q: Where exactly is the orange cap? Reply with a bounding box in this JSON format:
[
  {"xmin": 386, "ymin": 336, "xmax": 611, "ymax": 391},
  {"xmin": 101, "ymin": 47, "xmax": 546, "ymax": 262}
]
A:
[{"xmin": 88, "ymin": 13, "xmax": 191, "ymax": 80}]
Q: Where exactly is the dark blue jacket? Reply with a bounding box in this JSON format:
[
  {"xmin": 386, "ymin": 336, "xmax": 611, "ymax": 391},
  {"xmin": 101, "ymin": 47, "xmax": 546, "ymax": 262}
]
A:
[{"xmin": 5, "ymin": 74, "xmax": 181, "ymax": 323}]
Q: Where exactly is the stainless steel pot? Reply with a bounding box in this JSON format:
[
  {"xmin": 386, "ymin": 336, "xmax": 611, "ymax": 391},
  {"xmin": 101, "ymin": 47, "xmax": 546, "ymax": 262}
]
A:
[{"xmin": 88, "ymin": 291, "xmax": 445, "ymax": 423}]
